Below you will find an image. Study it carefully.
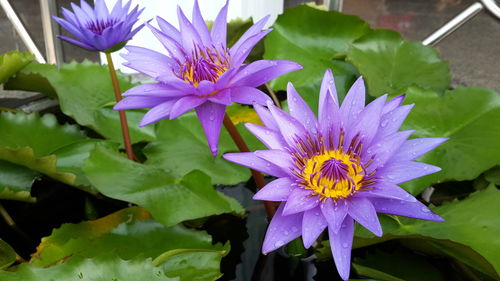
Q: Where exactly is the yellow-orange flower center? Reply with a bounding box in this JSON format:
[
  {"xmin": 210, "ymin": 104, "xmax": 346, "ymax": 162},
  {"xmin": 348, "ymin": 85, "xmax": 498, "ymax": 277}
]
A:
[
  {"xmin": 178, "ymin": 45, "xmax": 230, "ymax": 87},
  {"xmin": 301, "ymin": 150, "xmax": 365, "ymax": 199}
]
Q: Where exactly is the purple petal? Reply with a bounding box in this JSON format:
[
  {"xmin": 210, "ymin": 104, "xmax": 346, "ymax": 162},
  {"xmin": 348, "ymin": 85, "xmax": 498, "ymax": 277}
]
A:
[
  {"xmin": 340, "ymin": 76, "xmax": 366, "ymax": 129},
  {"xmin": 195, "ymin": 102, "xmax": 226, "ymax": 156},
  {"xmin": 320, "ymin": 198, "xmax": 348, "ymax": 234},
  {"xmin": 328, "ymin": 216, "xmax": 354, "ymax": 281},
  {"xmin": 230, "ymin": 30, "xmax": 271, "ymax": 67},
  {"xmin": 169, "ymin": 96, "xmax": 206, "ymax": 119},
  {"xmin": 191, "ymin": 0, "xmax": 212, "ymax": 45},
  {"xmin": 114, "ymin": 96, "xmax": 172, "ymax": 110},
  {"xmin": 344, "ymin": 94, "xmax": 386, "ymax": 149},
  {"xmin": 253, "ymin": 103, "xmax": 279, "ymax": 131},
  {"xmin": 376, "ymin": 104, "xmax": 413, "ymax": 140},
  {"xmin": 223, "ymin": 152, "xmax": 290, "ymax": 178},
  {"xmin": 302, "ymin": 206, "xmax": 327, "ymax": 248},
  {"xmin": 391, "ymin": 138, "xmax": 448, "ymax": 162},
  {"xmin": 318, "ymin": 69, "xmax": 339, "ymax": 114},
  {"xmin": 230, "ymin": 15, "xmax": 269, "ymax": 55},
  {"xmin": 378, "ymin": 161, "xmax": 442, "ymax": 184},
  {"xmin": 282, "ymin": 188, "xmax": 320, "ymax": 216},
  {"xmin": 267, "ymin": 101, "xmax": 308, "ymax": 147},
  {"xmin": 230, "ymin": 86, "xmax": 271, "ymax": 105},
  {"xmin": 139, "ymin": 100, "xmax": 176, "ymax": 126},
  {"xmin": 287, "ymin": 82, "xmax": 318, "ymax": 129},
  {"xmin": 156, "ymin": 16, "xmax": 181, "ymax": 43},
  {"xmin": 253, "ymin": 177, "xmax": 295, "ymax": 201},
  {"xmin": 110, "ymin": 0, "xmax": 125, "ymax": 18},
  {"xmin": 94, "ymin": 0, "xmax": 109, "ymax": 20},
  {"xmin": 355, "ymin": 181, "xmax": 417, "ymax": 202},
  {"xmin": 244, "ymin": 123, "xmax": 286, "ymax": 150},
  {"xmin": 122, "ymin": 46, "xmax": 177, "ymax": 78},
  {"xmin": 56, "ymin": 35, "xmax": 96, "ymax": 51},
  {"xmin": 52, "ymin": 16, "xmax": 84, "ymax": 40},
  {"xmin": 122, "ymin": 83, "xmax": 189, "ymax": 98},
  {"xmin": 318, "ymin": 84, "xmax": 341, "ymax": 149},
  {"xmin": 369, "ymin": 197, "xmax": 444, "ymax": 222},
  {"xmin": 262, "ymin": 203, "xmax": 303, "ymax": 254},
  {"xmin": 364, "ymin": 130, "xmax": 414, "ymax": 173},
  {"xmin": 382, "ymin": 94, "xmax": 405, "ymax": 115},
  {"xmin": 230, "ymin": 60, "xmax": 302, "ymax": 88},
  {"xmin": 208, "ymin": 89, "xmax": 232, "ymax": 105},
  {"xmin": 147, "ymin": 23, "xmax": 185, "ymax": 60},
  {"xmin": 347, "ymin": 197, "xmax": 382, "ymax": 236},
  {"xmin": 210, "ymin": 0, "xmax": 228, "ymax": 47},
  {"xmin": 177, "ymin": 6, "xmax": 202, "ymax": 52},
  {"xmin": 255, "ymin": 149, "xmax": 294, "ymax": 169}
]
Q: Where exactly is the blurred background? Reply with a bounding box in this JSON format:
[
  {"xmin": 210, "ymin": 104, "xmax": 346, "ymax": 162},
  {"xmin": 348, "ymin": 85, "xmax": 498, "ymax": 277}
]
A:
[{"xmin": 1, "ymin": 0, "xmax": 499, "ymax": 105}]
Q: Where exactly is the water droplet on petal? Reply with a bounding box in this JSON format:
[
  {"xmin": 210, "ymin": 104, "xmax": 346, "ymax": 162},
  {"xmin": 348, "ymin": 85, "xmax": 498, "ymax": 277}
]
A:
[
  {"xmin": 342, "ymin": 242, "xmax": 348, "ymax": 248},
  {"xmin": 421, "ymin": 207, "xmax": 430, "ymax": 213},
  {"xmin": 284, "ymin": 230, "xmax": 289, "ymax": 236},
  {"xmin": 275, "ymin": 240, "xmax": 285, "ymax": 247},
  {"xmin": 291, "ymin": 226, "xmax": 299, "ymax": 233}
]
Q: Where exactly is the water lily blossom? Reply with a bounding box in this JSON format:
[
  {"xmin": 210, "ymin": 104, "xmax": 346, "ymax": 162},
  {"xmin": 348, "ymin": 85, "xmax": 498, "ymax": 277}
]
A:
[
  {"xmin": 53, "ymin": 0, "xmax": 144, "ymax": 52},
  {"xmin": 114, "ymin": 0, "xmax": 302, "ymax": 156},
  {"xmin": 223, "ymin": 70, "xmax": 447, "ymax": 280}
]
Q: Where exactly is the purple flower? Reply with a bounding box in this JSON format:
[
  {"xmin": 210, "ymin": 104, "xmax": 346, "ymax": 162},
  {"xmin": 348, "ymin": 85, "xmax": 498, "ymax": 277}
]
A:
[
  {"xmin": 53, "ymin": 0, "xmax": 144, "ymax": 52},
  {"xmin": 113, "ymin": 0, "xmax": 302, "ymax": 156},
  {"xmin": 223, "ymin": 70, "xmax": 447, "ymax": 280}
]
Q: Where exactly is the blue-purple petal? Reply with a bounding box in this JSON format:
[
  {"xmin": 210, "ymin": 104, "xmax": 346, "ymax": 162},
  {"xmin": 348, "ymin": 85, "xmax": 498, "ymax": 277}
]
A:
[
  {"xmin": 347, "ymin": 197, "xmax": 382, "ymax": 236},
  {"xmin": 262, "ymin": 203, "xmax": 303, "ymax": 254},
  {"xmin": 328, "ymin": 216, "xmax": 354, "ymax": 281},
  {"xmin": 195, "ymin": 102, "xmax": 226, "ymax": 156},
  {"xmin": 253, "ymin": 177, "xmax": 295, "ymax": 201},
  {"xmin": 302, "ymin": 206, "xmax": 327, "ymax": 248}
]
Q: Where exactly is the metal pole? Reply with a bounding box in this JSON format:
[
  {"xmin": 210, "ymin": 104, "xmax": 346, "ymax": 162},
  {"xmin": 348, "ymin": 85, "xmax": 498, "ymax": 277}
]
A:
[
  {"xmin": 422, "ymin": 2, "xmax": 484, "ymax": 46},
  {"xmin": 40, "ymin": 0, "xmax": 63, "ymax": 65},
  {"xmin": 0, "ymin": 0, "xmax": 46, "ymax": 63}
]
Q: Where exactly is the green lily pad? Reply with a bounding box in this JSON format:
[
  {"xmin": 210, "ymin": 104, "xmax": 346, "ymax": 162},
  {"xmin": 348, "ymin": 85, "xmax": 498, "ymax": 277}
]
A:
[
  {"xmin": 0, "ymin": 255, "xmax": 176, "ymax": 281},
  {"xmin": 400, "ymin": 86, "xmax": 500, "ymax": 194},
  {"xmin": 264, "ymin": 5, "xmax": 370, "ymax": 92},
  {"xmin": 0, "ymin": 160, "xmax": 39, "ymax": 202},
  {"xmin": 0, "ymin": 50, "xmax": 34, "ymax": 84},
  {"xmin": 3, "ymin": 61, "xmax": 155, "ymax": 143},
  {"xmin": 346, "ymin": 29, "xmax": 450, "ymax": 97},
  {"xmin": 0, "ymin": 239, "xmax": 16, "ymax": 270},
  {"xmin": 83, "ymin": 146, "xmax": 245, "ymax": 227}
]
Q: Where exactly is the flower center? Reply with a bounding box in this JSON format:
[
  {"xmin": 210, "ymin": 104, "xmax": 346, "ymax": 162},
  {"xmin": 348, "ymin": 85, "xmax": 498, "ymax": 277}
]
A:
[
  {"xmin": 86, "ymin": 19, "xmax": 118, "ymax": 35},
  {"xmin": 290, "ymin": 130, "xmax": 376, "ymax": 201},
  {"xmin": 178, "ymin": 44, "xmax": 230, "ymax": 87}
]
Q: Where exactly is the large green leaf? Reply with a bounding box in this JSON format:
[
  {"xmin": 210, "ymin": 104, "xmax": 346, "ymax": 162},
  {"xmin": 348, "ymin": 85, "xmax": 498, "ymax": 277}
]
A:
[
  {"xmin": 4, "ymin": 61, "xmax": 154, "ymax": 143},
  {"xmin": 264, "ymin": 5, "xmax": 370, "ymax": 91},
  {"xmin": 30, "ymin": 206, "xmax": 228, "ymax": 281},
  {"xmin": 353, "ymin": 248, "xmax": 445, "ymax": 281},
  {"xmin": 0, "ymin": 112, "xmax": 89, "ymax": 194},
  {"xmin": 354, "ymin": 186, "xmax": 500, "ymax": 278},
  {"xmin": 0, "ymin": 50, "xmax": 34, "ymax": 84},
  {"xmin": 0, "ymin": 160, "xmax": 39, "ymax": 202},
  {"xmin": 0, "ymin": 239, "xmax": 16, "ymax": 270},
  {"xmin": 83, "ymin": 146, "xmax": 244, "ymax": 227},
  {"xmin": 0, "ymin": 112, "xmax": 85, "ymax": 157},
  {"xmin": 144, "ymin": 111, "xmax": 261, "ymax": 185},
  {"xmin": 400, "ymin": 86, "xmax": 500, "ymax": 194},
  {"xmin": 0, "ymin": 255, "xmax": 176, "ymax": 281},
  {"xmin": 346, "ymin": 29, "xmax": 450, "ymax": 97}
]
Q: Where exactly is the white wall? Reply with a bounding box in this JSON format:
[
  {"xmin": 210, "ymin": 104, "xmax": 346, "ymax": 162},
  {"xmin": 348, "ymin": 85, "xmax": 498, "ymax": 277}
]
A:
[{"xmin": 99, "ymin": 0, "xmax": 284, "ymax": 73}]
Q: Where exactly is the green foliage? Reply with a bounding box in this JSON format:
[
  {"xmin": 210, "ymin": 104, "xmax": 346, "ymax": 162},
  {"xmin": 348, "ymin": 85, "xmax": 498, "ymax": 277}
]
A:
[
  {"xmin": 0, "ymin": 160, "xmax": 39, "ymax": 202},
  {"xmin": 0, "ymin": 50, "xmax": 34, "ymax": 84},
  {"xmin": 354, "ymin": 186, "xmax": 500, "ymax": 278},
  {"xmin": 0, "ymin": 255, "xmax": 177, "ymax": 281},
  {"xmin": 401, "ymin": 86, "xmax": 500, "ymax": 194},
  {"xmin": 0, "ymin": 239, "xmax": 16, "ymax": 270},
  {"xmin": 83, "ymin": 146, "xmax": 244, "ymax": 227},
  {"xmin": 4, "ymin": 61, "xmax": 155, "ymax": 143},
  {"xmin": 346, "ymin": 30, "xmax": 450, "ymax": 96},
  {"xmin": 144, "ymin": 111, "xmax": 263, "ymax": 186}
]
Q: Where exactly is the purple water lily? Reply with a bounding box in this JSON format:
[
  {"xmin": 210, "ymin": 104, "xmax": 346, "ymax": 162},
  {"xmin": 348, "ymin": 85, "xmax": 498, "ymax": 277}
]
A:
[
  {"xmin": 223, "ymin": 70, "xmax": 447, "ymax": 280},
  {"xmin": 53, "ymin": 0, "xmax": 144, "ymax": 51},
  {"xmin": 113, "ymin": 0, "xmax": 301, "ymax": 156}
]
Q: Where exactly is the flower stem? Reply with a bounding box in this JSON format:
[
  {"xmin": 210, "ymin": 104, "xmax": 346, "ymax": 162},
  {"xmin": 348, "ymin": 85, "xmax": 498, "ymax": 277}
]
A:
[
  {"xmin": 105, "ymin": 52, "xmax": 135, "ymax": 161},
  {"xmin": 223, "ymin": 114, "xmax": 276, "ymax": 219},
  {"xmin": 265, "ymin": 83, "xmax": 281, "ymax": 109}
]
